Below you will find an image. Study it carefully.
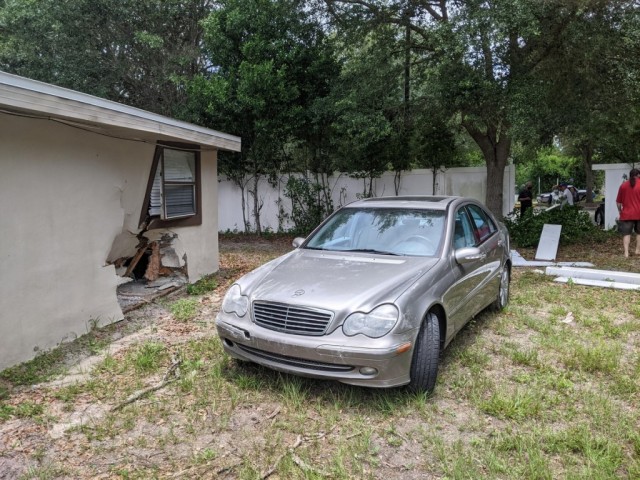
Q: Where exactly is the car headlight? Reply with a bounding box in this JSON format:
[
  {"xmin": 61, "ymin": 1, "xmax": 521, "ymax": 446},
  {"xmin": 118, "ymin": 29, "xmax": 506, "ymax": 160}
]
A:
[
  {"xmin": 343, "ymin": 304, "xmax": 399, "ymax": 338},
  {"xmin": 221, "ymin": 284, "xmax": 249, "ymax": 317}
]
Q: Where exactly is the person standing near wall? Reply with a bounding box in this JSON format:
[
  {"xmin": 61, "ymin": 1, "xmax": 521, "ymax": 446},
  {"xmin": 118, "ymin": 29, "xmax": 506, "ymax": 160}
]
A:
[
  {"xmin": 518, "ymin": 181, "xmax": 533, "ymax": 216},
  {"xmin": 616, "ymin": 168, "xmax": 640, "ymax": 257},
  {"xmin": 559, "ymin": 183, "xmax": 574, "ymax": 207}
]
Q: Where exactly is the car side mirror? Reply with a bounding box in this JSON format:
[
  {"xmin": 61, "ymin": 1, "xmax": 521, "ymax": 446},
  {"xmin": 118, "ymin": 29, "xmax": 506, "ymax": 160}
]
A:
[
  {"xmin": 455, "ymin": 247, "xmax": 486, "ymax": 265},
  {"xmin": 292, "ymin": 237, "xmax": 305, "ymax": 248}
]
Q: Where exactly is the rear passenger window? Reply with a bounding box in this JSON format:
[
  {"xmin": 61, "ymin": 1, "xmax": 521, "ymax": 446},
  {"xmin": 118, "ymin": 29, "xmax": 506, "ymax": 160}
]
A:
[{"xmin": 467, "ymin": 205, "xmax": 496, "ymax": 243}]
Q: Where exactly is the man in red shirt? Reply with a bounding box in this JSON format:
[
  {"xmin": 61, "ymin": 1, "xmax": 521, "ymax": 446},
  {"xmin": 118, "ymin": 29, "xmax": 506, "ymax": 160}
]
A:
[{"xmin": 616, "ymin": 168, "xmax": 640, "ymax": 257}]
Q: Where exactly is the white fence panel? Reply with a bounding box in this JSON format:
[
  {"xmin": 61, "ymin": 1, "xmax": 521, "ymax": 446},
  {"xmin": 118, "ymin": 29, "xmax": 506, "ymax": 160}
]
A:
[{"xmin": 217, "ymin": 165, "xmax": 515, "ymax": 232}]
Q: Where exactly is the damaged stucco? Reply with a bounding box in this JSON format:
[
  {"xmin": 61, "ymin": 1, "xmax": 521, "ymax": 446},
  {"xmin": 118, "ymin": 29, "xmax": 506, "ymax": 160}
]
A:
[{"xmin": 0, "ymin": 111, "xmax": 219, "ymax": 370}]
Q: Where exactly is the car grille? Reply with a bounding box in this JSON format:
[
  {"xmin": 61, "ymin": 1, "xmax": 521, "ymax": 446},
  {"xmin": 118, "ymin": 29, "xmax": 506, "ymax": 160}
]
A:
[
  {"xmin": 253, "ymin": 302, "xmax": 333, "ymax": 336},
  {"xmin": 235, "ymin": 344, "xmax": 354, "ymax": 372}
]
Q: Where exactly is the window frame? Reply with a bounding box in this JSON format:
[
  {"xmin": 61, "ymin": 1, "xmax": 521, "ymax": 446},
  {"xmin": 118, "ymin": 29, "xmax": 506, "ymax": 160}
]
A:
[{"xmin": 139, "ymin": 142, "xmax": 202, "ymax": 229}]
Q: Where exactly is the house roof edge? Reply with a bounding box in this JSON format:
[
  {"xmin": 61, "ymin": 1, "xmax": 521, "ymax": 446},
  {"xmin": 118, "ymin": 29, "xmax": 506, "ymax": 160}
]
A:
[{"xmin": 0, "ymin": 71, "xmax": 241, "ymax": 152}]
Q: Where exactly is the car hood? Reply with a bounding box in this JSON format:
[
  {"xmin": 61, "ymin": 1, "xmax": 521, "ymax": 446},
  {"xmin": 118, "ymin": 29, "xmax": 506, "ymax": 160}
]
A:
[{"xmin": 239, "ymin": 249, "xmax": 440, "ymax": 312}]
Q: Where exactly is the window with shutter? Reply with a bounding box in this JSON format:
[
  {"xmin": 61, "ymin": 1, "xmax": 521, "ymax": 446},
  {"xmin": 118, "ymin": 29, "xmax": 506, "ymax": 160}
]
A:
[{"xmin": 140, "ymin": 143, "xmax": 202, "ymax": 229}]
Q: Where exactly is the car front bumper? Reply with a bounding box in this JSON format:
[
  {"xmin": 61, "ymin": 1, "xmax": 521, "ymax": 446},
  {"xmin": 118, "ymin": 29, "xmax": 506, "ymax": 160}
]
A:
[{"xmin": 215, "ymin": 313, "xmax": 417, "ymax": 388}]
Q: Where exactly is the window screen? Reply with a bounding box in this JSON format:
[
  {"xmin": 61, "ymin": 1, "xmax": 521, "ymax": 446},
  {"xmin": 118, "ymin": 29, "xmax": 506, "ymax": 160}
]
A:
[{"xmin": 149, "ymin": 147, "xmax": 197, "ymax": 220}]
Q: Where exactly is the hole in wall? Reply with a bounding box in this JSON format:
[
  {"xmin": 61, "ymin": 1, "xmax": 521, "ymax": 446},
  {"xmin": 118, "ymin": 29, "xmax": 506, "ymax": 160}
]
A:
[{"xmin": 110, "ymin": 233, "xmax": 188, "ymax": 313}]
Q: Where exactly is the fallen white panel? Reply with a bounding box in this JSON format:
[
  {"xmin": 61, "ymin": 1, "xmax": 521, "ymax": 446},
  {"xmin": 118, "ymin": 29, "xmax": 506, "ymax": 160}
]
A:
[
  {"xmin": 554, "ymin": 277, "xmax": 640, "ymax": 290},
  {"xmin": 535, "ymin": 224, "xmax": 562, "ymax": 261},
  {"xmin": 546, "ymin": 266, "xmax": 640, "ymax": 285},
  {"xmin": 557, "ymin": 262, "xmax": 595, "ymax": 267},
  {"xmin": 512, "ymin": 250, "xmax": 554, "ymax": 267},
  {"xmin": 511, "ymin": 250, "xmax": 594, "ymax": 268}
]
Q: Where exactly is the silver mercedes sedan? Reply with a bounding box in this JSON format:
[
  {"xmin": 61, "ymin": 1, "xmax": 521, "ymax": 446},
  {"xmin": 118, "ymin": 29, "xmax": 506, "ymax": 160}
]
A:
[{"xmin": 216, "ymin": 196, "xmax": 511, "ymax": 392}]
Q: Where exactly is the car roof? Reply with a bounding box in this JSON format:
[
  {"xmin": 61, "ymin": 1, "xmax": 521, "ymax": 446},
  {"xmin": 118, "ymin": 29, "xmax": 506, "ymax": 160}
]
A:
[{"xmin": 345, "ymin": 195, "xmax": 462, "ymax": 211}]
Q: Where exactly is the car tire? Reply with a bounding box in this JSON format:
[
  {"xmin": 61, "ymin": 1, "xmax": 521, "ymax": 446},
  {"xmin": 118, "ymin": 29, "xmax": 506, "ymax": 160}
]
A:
[
  {"xmin": 491, "ymin": 266, "xmax": 510, "ymax": 311},
  {"xmin": 407, "ymin": 311, "xmax": 440, "ymax": 393}
]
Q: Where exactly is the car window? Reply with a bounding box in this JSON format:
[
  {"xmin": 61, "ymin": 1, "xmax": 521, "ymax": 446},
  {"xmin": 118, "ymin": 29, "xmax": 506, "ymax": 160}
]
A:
[
  {"xmin": 467, "ymin": 204, "xmax": 497, "ymax": 243},
  {"xmin": 306, "ymin": 208, "xmax": 445, "ymax": 257},
  {"xmin": 453, "ymin": 208, "xmax": 476, "ymax": 249}
]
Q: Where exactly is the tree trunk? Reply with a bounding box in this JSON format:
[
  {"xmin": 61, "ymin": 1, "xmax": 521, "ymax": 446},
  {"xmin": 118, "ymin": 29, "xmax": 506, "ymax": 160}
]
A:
[
  {"xmin": 462, "ymin": 121, "xmax": 511, "ymax": 217},
  {"xmin": 582, "ymin": 143, "xmax": 594, "ymax": 204},
  {"xmin": 432, "ymin": 165, "xmax": 439, "ymax": 195},
  {"xmin": 394, "ymin": 170, "xmax": 402, "ymax": 195},
  {"xmin": 240, "ymin": 184, "xmax": 248, "ymax": 233},
  {"xmin": 251, "ymin": 174, "xmax": 262, "ymax": 234},
  {"xmin": 231, "ymin": 175, "xmax": 249, "ymax": 233}
]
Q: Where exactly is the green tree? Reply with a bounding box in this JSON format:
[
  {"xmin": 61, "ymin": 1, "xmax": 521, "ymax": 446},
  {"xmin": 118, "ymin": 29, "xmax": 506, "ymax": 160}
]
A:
[
  {"xmin": 324, "ymin": 0, "xmax": 636, "ymax": 216},
  {"xmin": 515, "ymin": 146, "xmax": 583, "ymax": 195},
  {"xmin": 328, "ymin": 30, "xmax": 399, "ymax": 196},
  {"xmin": 0, "ymin": 0, "xmax": 212, "ymax": 116},
  {"xmin": 187, "ymin": 0, "xmax": 338, "ymax": 232},
  {"xmin": 518, "ymin": 1, "xmax": 640, "ymax": 203}
]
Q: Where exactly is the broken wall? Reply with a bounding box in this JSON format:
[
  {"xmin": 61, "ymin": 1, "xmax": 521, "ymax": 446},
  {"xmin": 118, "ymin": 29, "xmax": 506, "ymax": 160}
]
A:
[{"xmin": 0, "ymin": 112, "xmax": 218, "ymax": 370}]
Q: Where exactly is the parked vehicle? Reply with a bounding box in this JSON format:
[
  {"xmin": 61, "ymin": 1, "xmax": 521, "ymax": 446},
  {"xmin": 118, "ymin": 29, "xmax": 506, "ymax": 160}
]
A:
[
  {"xmin": 537, "ymin": 186, "xmax": 586, "ymax": 204},
  {"xmin": 536, "ymin": 191, "xmax": 558, "ymax": 204},
  {"xmin": 216, "ymin": 196, "xmax": 511, "ymax": 393}
]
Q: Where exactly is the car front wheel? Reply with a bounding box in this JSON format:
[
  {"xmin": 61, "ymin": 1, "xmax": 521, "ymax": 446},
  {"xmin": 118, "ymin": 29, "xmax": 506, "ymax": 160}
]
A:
[{"xmin": 407, "ymin": 311, "xmax": 440, "ymax": 393}]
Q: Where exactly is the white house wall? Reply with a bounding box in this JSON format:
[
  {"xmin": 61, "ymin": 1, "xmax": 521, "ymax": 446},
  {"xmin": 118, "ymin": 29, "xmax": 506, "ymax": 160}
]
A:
[
  {"xmin": 173, "ymin": 149, "xmax": 219, "ymax": 280},
  {"xmin": 0, "ymin": 112, "xmax": 218, "ymax": 369},
  {"xmin": 217, "ymin": 165, "xmax": 515, "ymax": 232}
]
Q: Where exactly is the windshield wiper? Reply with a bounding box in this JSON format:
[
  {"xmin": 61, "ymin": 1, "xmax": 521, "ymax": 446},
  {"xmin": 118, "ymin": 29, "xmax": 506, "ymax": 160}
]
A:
[{"xmin": 342, "ymin": 248, "xmax": 401, "ymax": 256}]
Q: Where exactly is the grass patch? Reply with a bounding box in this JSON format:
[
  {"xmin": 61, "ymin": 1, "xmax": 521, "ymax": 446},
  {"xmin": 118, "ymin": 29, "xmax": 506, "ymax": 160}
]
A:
[
  {"xmin": 125, "ymin": 341, "xmax": 167, "ymax": 374},
  {"xmin": 0, "ymin": 401, "xmax": 45, "ymax": 421},
  {"xmin": 169, "ymin": 298, "xmax": 199, "ymax": 322},
  {"xmin": 186, "ymin": 274, "xmax": 219, "ymax": 295},
  {"xmin": 562, "ymin": 340, "xmax": 622, "ymax": 374},
  {"xmin": 479, "ymin": 387, "xmax": 543, "ymax": 420},
  {"xmin": 0, "ymin": 349, "xmax": 65, "ymax": 386}
]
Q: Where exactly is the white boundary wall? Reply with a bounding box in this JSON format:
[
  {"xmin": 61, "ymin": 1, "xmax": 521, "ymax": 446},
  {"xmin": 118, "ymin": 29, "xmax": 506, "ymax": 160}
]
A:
[
  {"xmin": 218, "ymin": 165, "xmax": 515, "ymax": 232},
  {"xmin": 593, "ymin": 163, "xmax": 635, "ymax": 229}
]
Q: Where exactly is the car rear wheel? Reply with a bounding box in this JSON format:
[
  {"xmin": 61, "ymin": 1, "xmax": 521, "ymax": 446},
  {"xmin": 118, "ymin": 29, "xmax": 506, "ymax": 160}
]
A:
[
  {"xmin": 491, "ymin": 266, "xmax": 510, "ymax": 311},
  {"xmin": 407, "ymin": 311, "xmax": 440, "ymax": 393}
]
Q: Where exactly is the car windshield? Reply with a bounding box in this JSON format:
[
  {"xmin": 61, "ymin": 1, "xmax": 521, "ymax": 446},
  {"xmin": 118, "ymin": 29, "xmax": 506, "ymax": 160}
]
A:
[{"xmin": 305, "ymin": 208, "xmax": 445, "ymax": 257}]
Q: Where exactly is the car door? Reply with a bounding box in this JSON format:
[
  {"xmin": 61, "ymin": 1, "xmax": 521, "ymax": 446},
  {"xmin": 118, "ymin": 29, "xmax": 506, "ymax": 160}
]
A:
[
  {"xmin": 466, "ymin": 204, "xmax": 502, "ymax": 309},
  {"xmin": 444, "ymin": 205, "xmax": 490, "ymax": 333}
]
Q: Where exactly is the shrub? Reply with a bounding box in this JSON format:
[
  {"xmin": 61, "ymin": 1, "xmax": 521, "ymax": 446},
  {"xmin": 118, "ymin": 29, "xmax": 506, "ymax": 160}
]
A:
[
  {"xmin": 283, "ymin": 176, "xmax": 333, "ymax": 235},
  {"xmin": 504, "ymin": 206, "xmax": 607, "ymax": 248}
]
